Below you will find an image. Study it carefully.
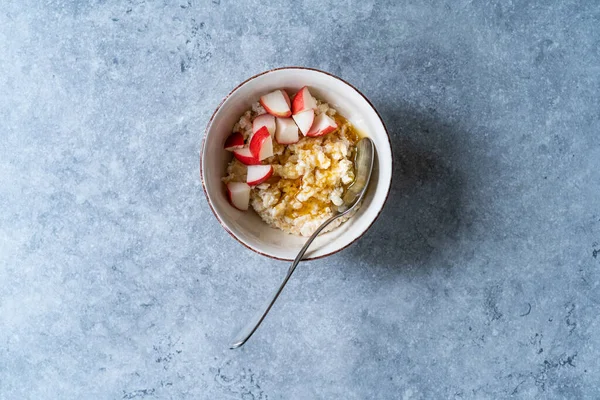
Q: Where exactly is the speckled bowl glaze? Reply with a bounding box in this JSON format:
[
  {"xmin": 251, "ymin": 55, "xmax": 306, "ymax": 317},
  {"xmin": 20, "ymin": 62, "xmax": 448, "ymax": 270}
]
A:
[{"xmin": 201, "ymin": 67, "xmax": 392, "ymax": 260}]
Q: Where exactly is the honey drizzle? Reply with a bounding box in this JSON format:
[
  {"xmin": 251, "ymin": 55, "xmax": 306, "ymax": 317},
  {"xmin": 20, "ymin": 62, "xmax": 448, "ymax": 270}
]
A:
[{"xmin": 267, "ymin": 113, "xmax": 361, "ymax": 220}]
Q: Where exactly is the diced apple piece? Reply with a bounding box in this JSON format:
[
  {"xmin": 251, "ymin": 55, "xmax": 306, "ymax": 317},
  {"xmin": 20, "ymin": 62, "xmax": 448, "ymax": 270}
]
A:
[
  {"xmin": 252, "ymin": 114, "xmax": 276, "ymax": 137},
  {"xmin": 292, "ymin": 110, "xmax": 314, "ymax": 136},
  {"xmin": 224, "ymin": 131, "xmax": 244, "ymax": 151},
  {"xmin": 247, "ymin": 165, "xmax": 273, "ymax": 186},
  {"xmin": 226, "ymin": 182, "xmax": 251, "ymax": 211},
  {"xmin": 282, "ymin": 90, "xmax": 291, "ymax": 108},
  {"xmin": 306, "ymin": 113, "xmax": 338, "ymax": 137},
  {"xmin": 233, "ymin": 147, "xmax": 261, "ymax": 165},
  {"xmin": 275, "ymin": 117, "xmax": 300, "ymax": 144},
  {"xmin": 292, "ymin": 86, "xmax": 317, "ymax": 115},
  {"xmin": 249, "ymin": 126, "xmax": 273, "ymax": 160},
  {"xmin": 260, "ymin": 90, "xmax": 292, "ymax": 117}
]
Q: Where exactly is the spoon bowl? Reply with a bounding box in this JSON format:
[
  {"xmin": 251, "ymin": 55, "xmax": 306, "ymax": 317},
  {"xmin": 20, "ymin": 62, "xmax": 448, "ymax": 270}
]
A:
[{"xmin": 341, "ymin": 138, "xmax": 375, "ymax": 210}]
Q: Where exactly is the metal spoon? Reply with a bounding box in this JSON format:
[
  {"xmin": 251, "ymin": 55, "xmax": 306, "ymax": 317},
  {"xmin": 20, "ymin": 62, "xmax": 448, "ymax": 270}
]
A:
[{"xmin": 230, "ymin": 137, "xmax": 375, "ymax": 349}]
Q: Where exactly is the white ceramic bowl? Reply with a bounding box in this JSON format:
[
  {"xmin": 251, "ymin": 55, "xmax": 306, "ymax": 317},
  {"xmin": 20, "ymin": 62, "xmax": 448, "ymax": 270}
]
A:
[{"xmin": 201, "ymin": 67, "xmax": 393, "ymax": 260}]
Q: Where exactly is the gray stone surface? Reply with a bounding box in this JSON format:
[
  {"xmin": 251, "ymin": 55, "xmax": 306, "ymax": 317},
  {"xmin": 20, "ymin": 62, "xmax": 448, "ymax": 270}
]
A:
[{"xmin": 1, "ymin": 0, "xmax": 599, "ymax": 398}]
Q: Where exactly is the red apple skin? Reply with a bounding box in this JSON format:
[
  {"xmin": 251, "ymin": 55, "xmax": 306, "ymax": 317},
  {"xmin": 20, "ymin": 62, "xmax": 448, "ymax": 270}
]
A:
[
  {"xmin": 224, "ymin": 131, "xmax": 244, "ymax": 151},
  {"xmin": 306, "ymin": 113, "xmax": 338, "ymax": 137},
  {"xmin": 233, "ymin": 148, "xmax": 261, "ymax": 165},
  {"xmin": 260, "ymin": 90, "xmax": 292, "ymax": 118},
  {"xmin": 292, "ymin": 86, "xmax": 317, "ymax": 115},
  {"xmin": 249, "ymin": 126, "xmax": 271, "ymax": 158},
  {"xmin": 306, "ymin": 125, "xmax": 337, "ymax": 137},
  {"xmin": 247, "ymin": 165, "xmax": 273, "ymax": 186},
  {"xmin": 291, "ymin": 88, "xmax": 305, "ymax": 114}
]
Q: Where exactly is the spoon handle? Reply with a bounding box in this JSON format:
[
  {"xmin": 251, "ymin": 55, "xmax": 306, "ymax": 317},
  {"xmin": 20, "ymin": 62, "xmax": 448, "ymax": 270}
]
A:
[{"xmin": 230, "ymin": 213, "xmax": 341, "ymax": 349}]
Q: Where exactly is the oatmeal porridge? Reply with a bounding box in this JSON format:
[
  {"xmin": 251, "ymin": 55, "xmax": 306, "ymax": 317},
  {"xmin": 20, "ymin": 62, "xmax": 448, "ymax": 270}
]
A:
[{"xmin": 222, "ymin": 87, "xmax": 361, "ymax": 237}]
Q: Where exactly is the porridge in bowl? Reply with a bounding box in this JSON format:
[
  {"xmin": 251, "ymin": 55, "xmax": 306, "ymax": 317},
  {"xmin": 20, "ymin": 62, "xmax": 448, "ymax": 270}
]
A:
[{"xmin": 221, "ymin": 87, "xmax": 361, "ymax": 237}]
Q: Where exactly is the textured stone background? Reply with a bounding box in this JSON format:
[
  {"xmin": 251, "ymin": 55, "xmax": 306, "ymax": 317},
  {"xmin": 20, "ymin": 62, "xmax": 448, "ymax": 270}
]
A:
[{"xmin": 1, "ymin": 0, "xmax": 599, "ymax": 399}]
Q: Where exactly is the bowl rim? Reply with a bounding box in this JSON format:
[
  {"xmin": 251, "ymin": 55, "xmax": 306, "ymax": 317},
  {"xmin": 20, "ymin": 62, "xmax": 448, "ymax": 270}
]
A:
[{"xmin": 200, "ymin": 66, "xmax": 393, "ymax": 261}]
